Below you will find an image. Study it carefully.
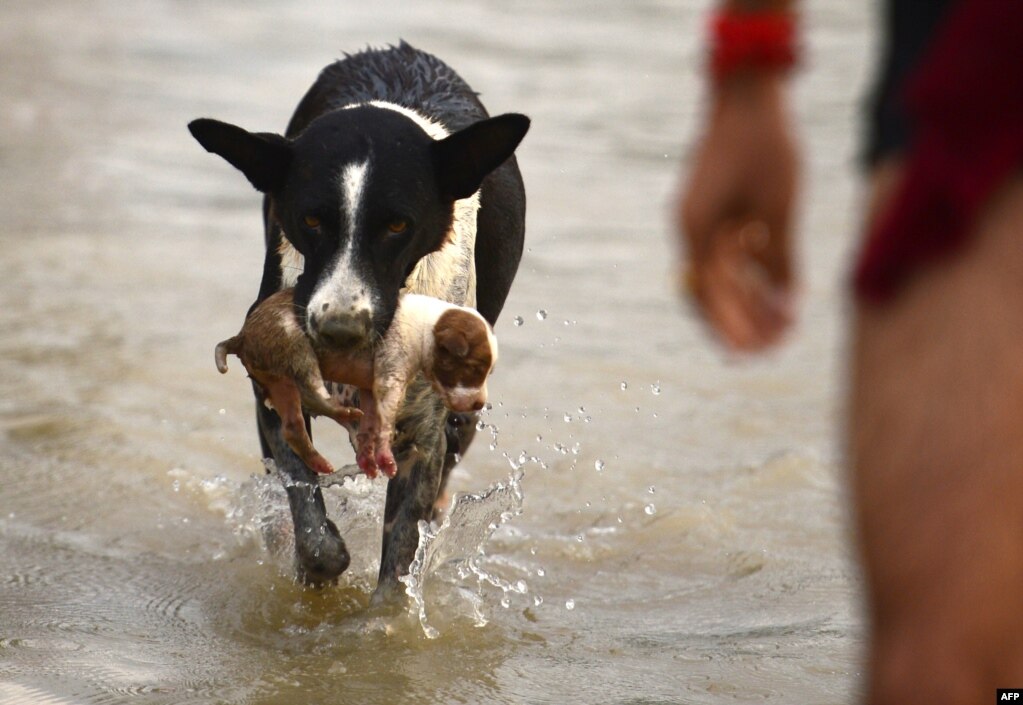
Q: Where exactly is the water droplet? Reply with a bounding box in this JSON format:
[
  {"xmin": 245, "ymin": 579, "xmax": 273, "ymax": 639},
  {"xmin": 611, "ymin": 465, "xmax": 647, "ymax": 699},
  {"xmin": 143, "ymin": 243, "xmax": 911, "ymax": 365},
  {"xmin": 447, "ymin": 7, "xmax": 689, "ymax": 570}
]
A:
[
  {"xmin": 577, "ymin": 406, "xmax": 586, "ymax": 414},
  {"xmin": 534, "ymin": 595, "xmax": 544, "ymax": 607},
  {"xmin": 476, "ymin": 419, "xmax": 487, "ymax": 431},
  {"xmin": 565, "ymin": 599, "xmax": 576, "ymax": 610},
  {"xmin": 536, "ymin": 434, "xmax": 543, "ymax": 442},
  {"xmin": 172, "ymin": 480, "xmax": 181, "ymax": 492},
  {"xmin": 648, "ymin": 485, "xmax": 656, "ymax": 494},
  {"xmin": 500, "ymin": 596, "xmax": 510, "ymax": 609},
  {"xmin": 563, "ymin": 320, "xmax": 570, "ymax": 326},
  {"xmin": 594, "ymin": 459, "xmax": 605, "ymax": 472},
  {"xmin": 536, "ymin": 567, "xmax": 546, "ymax": 577},
  {"xmin": 218, "ymin": 408, "xmax": 226, "ymax": 415},
  {"xmin": 513, "ymin": 316, "xmax": 524, "ymax": 327},
  {"xmin": 515, "ymin": 580, "xmax": 528, "ymax": 593},
  {"xmin": 644, "ymin": 503, "xmax": 657, "ymax": 515},
  {"xmin": 620, "ymin": 381, "xmax": 628, "ymax": 391},
  {"xmin": 536, "ymin": 309, "xmax": 548, "ymax": 321},
  {"xmin": 650, "ymin": 381, "xmax": 661, "ymax": 395},
  {"xmin": 571, "ymin": 443, "xmax": 581, "ymax": 455},
  {"xmin": 563, "ymin": 413, "xmax": 573, "ymax": 423}
]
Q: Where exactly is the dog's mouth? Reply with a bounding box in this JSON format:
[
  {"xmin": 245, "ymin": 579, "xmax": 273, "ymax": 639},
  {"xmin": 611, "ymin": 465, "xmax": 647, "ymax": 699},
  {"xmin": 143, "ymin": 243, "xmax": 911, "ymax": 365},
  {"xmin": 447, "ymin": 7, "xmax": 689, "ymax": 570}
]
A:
[{"xmin": 307, "ymin": 309, "xmax": 374, "ymax": 352}]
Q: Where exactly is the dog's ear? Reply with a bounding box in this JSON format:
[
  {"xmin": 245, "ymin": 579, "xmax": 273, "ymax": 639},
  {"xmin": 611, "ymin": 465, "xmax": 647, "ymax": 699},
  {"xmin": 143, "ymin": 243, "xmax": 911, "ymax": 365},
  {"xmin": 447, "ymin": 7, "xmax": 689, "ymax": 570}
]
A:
[
  {"xmin": 435, "ymin": 325, "xmax": 470, "ymax": 359},
  {"xmin": 432, "ymin": 113, "xmax": 530, "ymax": 200},
  {"xmin": 188, "ymin": 118, "xmax": 291, "ymax": 193}
]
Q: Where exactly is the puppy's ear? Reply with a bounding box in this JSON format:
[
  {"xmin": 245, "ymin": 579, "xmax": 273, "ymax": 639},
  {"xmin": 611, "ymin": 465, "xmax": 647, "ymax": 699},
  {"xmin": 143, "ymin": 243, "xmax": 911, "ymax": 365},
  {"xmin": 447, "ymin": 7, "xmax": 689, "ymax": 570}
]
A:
[
  {"xmin": 432, "ymin": 113, "xmax": 530, "ymax": 200},
  {"xmin": 435, "ymin": 326, "xmax": 470, "ymax": 359},
  {"xmin": 188, "ymin": 118, "xmax": 291, "ymax": 193}
]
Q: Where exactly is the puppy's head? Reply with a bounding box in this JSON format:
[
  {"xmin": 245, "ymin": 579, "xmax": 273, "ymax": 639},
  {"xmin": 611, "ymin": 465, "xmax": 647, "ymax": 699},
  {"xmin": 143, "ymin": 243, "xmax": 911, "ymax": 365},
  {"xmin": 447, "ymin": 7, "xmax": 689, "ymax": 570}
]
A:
[
  {"xmin": 188, "ymin": 105, "xmax": 529, "ymax": 354},
  {"xmin": 429, "ymin": 308, "xmax": 498, "ymax": 413}
]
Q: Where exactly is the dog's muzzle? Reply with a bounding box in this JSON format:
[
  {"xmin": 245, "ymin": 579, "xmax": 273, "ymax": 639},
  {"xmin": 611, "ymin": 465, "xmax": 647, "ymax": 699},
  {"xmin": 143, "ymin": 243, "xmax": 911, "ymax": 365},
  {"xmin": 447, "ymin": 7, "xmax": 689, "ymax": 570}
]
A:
[{"xmin": 311, "ymin": 309, "xmax": 372, "ymax": 350}]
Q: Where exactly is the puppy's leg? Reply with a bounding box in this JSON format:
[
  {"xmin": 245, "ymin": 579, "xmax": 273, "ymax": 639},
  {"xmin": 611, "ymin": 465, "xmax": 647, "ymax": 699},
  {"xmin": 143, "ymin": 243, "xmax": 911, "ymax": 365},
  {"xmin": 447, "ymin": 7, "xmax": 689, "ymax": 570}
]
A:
[
  {"xmin": 375, "ymin": 377, "xmax": 446, "ymax": 601},
  {"xmin": 255, "ymin": 384, "xmax": 350, "ymax": 586},
  {"xmin": 352, "ymin": 388, "xmax": 380, "ymax": 477},
  {"xmin": 301, "ymin": 375, "xmax": 364, "ymax": 427},
  {"xmin": 264, "ymin": 377, "xmax": 335, "ymax": 476},
  {"xmin": 372, "ymin": 373, "xmax": 408, "ymax": 479}
]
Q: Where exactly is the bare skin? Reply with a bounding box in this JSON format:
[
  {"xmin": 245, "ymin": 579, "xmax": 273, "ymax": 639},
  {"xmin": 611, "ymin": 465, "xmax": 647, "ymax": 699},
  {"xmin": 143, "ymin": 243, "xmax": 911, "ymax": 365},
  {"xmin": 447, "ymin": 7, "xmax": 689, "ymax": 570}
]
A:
[
  {"xmin": 851, "ymin": 173, "xmax": 1023, "ymax": 704},
  {"xmin": 677, "ymin": 70, "xmax": 799, "ymax": 351}
]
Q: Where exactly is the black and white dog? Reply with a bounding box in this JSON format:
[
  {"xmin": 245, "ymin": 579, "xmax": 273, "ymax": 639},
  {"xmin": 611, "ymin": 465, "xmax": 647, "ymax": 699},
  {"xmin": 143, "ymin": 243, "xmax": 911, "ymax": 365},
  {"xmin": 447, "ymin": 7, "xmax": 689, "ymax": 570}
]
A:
[{"xmin": 188, "ymin": 42, "xmax": 528, "ymax": 593}]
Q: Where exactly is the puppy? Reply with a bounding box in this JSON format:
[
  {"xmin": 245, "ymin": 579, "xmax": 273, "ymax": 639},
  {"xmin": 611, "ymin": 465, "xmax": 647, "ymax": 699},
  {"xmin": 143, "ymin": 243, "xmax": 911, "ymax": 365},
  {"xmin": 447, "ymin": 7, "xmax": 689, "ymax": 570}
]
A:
[
  {"xmin": 367, "ymin": 292, "xmax": 497, "ymax": 477},
  {"xmin": 216, "ymin": 289, "xmax": 497, "ymax": 478}
]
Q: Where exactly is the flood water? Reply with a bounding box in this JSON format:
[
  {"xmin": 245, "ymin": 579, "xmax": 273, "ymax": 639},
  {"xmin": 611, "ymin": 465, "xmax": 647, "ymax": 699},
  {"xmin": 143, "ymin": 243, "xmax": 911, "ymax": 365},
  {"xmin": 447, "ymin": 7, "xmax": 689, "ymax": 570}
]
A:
[{"xmin": 0, "ymin": 1, "xmax": 876, "ymax": 702}]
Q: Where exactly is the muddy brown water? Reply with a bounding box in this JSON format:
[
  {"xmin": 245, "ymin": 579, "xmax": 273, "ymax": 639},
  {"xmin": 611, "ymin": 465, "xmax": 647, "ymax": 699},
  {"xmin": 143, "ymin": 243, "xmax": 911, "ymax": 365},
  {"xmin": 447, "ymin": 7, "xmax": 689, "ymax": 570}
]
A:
[{"xmin": 0, "ymin": 1, "xmax": 875, "ymax": 702}]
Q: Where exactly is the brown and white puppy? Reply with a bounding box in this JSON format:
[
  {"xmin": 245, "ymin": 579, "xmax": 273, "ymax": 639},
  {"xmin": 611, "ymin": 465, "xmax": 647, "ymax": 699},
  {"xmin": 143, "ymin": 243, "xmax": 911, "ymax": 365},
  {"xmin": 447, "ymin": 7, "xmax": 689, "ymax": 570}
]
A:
[
  {"xmin": 367, "ymin": 293, "xmax": 498, "ymax": 476},
  {"xmin": 215, "ymin": 290, "xmax": 497, "ymax": 479}
]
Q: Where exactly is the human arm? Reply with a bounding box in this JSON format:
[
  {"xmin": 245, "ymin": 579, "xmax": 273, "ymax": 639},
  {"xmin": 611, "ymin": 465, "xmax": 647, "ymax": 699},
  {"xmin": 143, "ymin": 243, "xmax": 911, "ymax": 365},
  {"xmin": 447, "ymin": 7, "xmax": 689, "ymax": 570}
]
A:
[{"xmin": 676, "ymin": 0, "xmax": 800, "ymax": 351}]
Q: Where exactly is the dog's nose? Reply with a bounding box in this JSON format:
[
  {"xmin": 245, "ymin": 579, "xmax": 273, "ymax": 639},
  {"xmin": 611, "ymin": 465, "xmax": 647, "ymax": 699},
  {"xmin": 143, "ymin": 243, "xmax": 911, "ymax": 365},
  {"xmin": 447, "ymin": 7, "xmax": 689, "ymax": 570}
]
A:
[
  {"xmin": 471, "ymin": 398, "xmax": 485, "ymax": 411},
  {"xmin": 316, "ymin": 310, "xmax": 371, "ymax": 349}
]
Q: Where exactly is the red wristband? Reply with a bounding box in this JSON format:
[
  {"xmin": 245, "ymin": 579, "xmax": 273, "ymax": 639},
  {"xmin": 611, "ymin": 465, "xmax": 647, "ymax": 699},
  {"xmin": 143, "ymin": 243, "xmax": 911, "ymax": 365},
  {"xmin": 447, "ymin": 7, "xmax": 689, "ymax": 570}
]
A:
[{"xmin": 709, "ymin": 11, "xmax": 799, "ymax": 81}]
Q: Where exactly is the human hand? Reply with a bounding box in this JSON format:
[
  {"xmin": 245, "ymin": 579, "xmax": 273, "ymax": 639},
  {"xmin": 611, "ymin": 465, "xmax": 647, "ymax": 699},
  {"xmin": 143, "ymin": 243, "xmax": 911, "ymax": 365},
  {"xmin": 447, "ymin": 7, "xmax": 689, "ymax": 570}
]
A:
[{"xmin": 677, "ymin": 73, "xmax": 799, "ymax": 351}]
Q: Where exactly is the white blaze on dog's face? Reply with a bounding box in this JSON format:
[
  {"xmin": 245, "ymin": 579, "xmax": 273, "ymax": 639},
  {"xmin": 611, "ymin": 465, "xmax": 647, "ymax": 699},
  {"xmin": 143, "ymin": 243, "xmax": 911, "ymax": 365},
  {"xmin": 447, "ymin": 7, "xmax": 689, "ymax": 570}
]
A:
[
  {"xmin": 429, "ymin": 308, "xmax": 498, "ymax": 412},
  {"xmin": 304, "ymin": 159, "xmax": 374, "ymax": 341}
]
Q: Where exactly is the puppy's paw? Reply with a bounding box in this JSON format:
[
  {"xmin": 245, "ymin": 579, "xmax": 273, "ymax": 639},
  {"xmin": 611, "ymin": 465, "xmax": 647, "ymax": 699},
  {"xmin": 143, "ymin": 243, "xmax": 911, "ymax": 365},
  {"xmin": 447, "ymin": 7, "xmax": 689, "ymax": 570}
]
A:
[
  {"xmin": 375, "ymin": 448, "xmax": 397, "ymax": 478},
  {"xmin": 341, "ymin": 406, "xmax": 364, "ymax": 420},
  {"xmin": 356, "ymin": 447, "xmax": 379, "ymax": 479},
  {"xmin": 309, "ymin": 454, "xmax": 335, "ymax": 476}
]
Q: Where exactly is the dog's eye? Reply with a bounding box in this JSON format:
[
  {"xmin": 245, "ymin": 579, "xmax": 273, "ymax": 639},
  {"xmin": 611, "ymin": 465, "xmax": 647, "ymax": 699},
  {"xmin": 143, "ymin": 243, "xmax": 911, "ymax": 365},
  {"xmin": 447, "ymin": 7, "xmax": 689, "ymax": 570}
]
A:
[
  {"xmin": 303, "ymin": 215, "xmax": 321, "ymax": 229},
  {"xmin": 387, "ymin": 219, "xmax": 408, "ymax": 235}
]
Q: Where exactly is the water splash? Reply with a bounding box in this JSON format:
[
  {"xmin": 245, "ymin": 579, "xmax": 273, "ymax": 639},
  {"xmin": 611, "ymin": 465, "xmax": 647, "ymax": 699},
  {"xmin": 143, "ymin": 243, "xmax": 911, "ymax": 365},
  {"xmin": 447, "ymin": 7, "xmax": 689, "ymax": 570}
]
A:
[
  {"xmin": 401, "ymin": 470, "xmax": 525, "ymax": 639},
  {"xmin": 227, "ymin": 461, "xmax": 386, "ymax": 586}
]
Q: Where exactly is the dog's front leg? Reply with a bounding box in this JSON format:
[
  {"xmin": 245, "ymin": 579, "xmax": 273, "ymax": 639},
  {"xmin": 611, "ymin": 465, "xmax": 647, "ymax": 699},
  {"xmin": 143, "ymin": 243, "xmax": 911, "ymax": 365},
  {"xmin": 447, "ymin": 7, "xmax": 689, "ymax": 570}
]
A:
[
  {"xmin": 255, "ymin": 390, "xmax": 350, "ymax": 586},
  {"xmin": 374, "ymin": 378, "xmax": 447, "ymax": 600}
]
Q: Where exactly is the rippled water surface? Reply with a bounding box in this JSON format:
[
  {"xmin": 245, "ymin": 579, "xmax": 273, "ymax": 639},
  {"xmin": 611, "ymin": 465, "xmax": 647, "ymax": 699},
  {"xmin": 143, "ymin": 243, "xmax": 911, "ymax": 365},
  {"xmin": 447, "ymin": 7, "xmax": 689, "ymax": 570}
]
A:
[{"xmin": 1, "ymin": 1, "xmax": 875, "ymax": 702}]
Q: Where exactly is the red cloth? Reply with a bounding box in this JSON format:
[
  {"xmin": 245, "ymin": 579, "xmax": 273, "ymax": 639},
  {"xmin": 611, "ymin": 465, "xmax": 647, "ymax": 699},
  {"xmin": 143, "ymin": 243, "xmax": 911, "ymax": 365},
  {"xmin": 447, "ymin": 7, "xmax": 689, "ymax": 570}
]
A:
[
  {"xmin": 854, "ymin": 0, "xmax": 1023, "ymax": 303},
  {"xmin": 710, "ymin": 12, "xmax": 798, "ymax": 81}
]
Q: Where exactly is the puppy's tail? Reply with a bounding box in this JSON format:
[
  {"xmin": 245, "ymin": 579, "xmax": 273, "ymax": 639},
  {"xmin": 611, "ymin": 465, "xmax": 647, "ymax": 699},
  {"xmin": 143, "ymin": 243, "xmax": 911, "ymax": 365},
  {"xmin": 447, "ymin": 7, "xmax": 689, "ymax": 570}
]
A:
[{"xmin": 214, "ymin": 336, "xmax": 241, "ymax": 374}]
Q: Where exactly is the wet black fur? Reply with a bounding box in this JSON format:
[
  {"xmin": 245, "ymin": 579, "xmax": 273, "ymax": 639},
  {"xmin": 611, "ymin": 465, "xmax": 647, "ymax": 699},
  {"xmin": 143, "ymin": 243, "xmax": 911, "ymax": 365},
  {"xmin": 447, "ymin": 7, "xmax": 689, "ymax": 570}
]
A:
[{"xmin": 188, "ymin": 42, "xmax": 528, "ymax": 591}]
